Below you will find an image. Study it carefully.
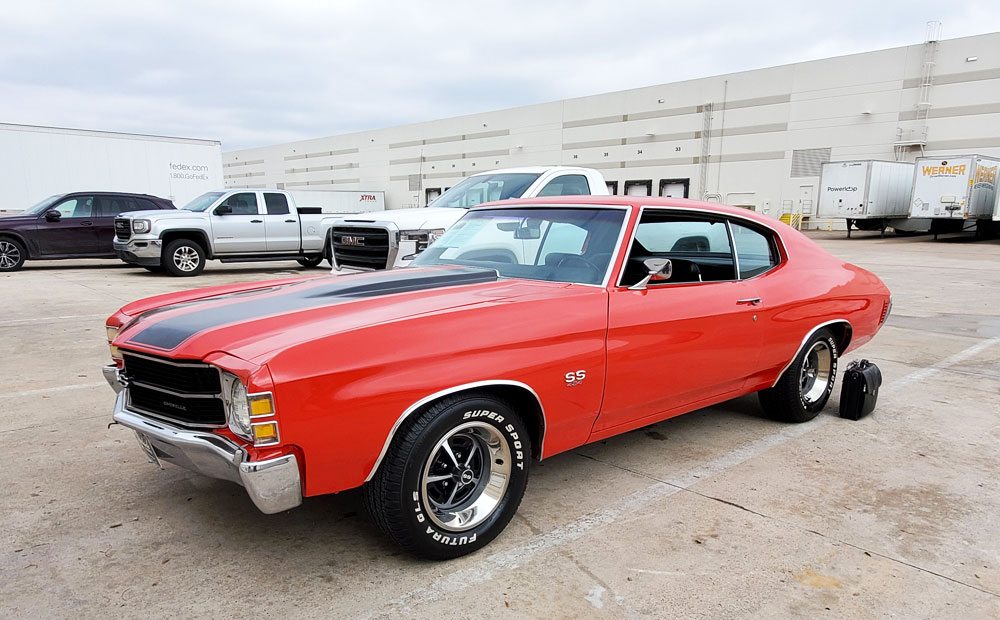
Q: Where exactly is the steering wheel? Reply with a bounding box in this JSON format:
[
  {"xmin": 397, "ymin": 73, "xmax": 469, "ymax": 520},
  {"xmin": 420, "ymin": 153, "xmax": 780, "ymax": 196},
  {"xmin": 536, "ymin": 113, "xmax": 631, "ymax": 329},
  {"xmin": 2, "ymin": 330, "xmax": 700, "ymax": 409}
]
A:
[{"xmin": 552, "ymin": 254, "xmax": 603, "ymax": 281}]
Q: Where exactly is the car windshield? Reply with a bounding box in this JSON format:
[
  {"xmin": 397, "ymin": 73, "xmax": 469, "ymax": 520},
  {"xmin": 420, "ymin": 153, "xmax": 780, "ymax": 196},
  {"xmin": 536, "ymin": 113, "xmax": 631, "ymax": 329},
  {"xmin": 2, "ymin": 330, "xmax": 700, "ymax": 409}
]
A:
[
  {"xmin": 182, "ymin": 192, "xmax": 225, "ymax": 211},
  {"xmin": 412, "ymin": 207, "xmax": 626, "ymax": 285},
  {"xmin": 23, "ymin": 195, "xmax": 63, "ymax": 216},
  {"xmin": 429, "ymin": 173, "xmax": 540, "ymax": 208}
]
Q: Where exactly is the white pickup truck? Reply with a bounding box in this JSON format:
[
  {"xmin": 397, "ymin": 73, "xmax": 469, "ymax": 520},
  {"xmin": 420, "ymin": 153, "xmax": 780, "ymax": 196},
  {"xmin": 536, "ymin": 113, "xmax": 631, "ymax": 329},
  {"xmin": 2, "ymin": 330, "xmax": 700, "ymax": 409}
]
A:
[
  {"xmin": 114, "ymin": 189, "xmax": 384, "ymax": 276},
  {"xmin": 330, "ymin": 166, "xmax": 608, "ymax": 271}
]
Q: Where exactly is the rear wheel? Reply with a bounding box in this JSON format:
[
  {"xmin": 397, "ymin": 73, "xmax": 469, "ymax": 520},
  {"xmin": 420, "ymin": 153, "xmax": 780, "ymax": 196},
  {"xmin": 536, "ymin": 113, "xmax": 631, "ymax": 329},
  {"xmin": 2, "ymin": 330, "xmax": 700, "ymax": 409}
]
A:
[
  {"xmin": 296, "ymin": 255, "xmax": 324, "ymax": 268},
  {"xmin": 162, "ymin": 238, "xmax": 206, "ymax": 277},
  {"xmin": 758, "ymin": 328, "xmax": 838, "ymax": 423},
  {"xmin": 364, "ymin": 394, "xmax": 531, "ymax": 560},
  {"xmin": 0, "ymin": 238, "xmax": 26, "ymax": 272}
]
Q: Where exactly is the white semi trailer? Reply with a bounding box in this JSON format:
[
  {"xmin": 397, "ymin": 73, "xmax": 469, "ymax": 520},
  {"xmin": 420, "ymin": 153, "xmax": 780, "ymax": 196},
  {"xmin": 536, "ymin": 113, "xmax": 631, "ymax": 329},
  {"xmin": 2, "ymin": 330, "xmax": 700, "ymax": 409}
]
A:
[
  {"xmin": 909, "ymin": 155, "xmax": 1000, "ymax": 238},
  {"xmin": 0, "ymin": 123, "xmax": 223, "ymax": 213},
  {"xmin": 817, "ymin": 160, "xmax": 918, "ymax": 237}
]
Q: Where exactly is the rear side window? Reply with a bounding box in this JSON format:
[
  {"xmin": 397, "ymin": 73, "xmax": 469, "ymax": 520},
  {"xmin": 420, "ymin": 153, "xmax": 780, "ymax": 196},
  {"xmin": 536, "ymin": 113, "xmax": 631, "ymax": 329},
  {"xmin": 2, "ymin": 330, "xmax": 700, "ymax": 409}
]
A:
[
  {"xmin": 537, "ymin": 174, "xmax": 590, "ymax": 197},
  {"xmin": 220, "ymin": 192, "xmax": 259, "ymax": 215},
  {"xmin": 137, "ymin": 198, "xmax": 161, "ymax": 211},
  {"xmin": 264, "ymin": 193, "xmax": 290, "ymax": 215},
  {"xmin": 730, "ymin": 222, "xmax": 779, "ymax": 278}
]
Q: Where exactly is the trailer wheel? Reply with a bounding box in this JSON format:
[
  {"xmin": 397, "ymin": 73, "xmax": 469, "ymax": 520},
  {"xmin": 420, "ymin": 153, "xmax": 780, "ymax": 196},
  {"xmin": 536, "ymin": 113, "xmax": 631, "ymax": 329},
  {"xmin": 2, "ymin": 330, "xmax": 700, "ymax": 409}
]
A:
[
  {"xmin": 162, "ymin": 238, "xmax": 206, "ymax": 277},
  {"xmin": 758, "ymin": 328, "xmax": 838, "ymax": 423},
  {"xmin": 296, "ymin": 255, "xmax": 324, "ymax": 268},
  {"xmin": 364, "ymin": 393, "xmax": 530, "ymax": 560}
]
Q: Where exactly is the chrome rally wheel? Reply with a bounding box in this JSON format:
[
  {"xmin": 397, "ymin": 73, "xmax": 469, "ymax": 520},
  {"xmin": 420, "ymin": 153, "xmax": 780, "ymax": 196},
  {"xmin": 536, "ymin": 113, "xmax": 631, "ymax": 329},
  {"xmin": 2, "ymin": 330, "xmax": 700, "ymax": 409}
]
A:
[
  {"xmin": 421, "ymin": 421, "xmax": 512, "ymax": 532},
  {"xmin": 364, "ymin": 394, "xmax": 531, "ymax": 560},
  {"xmin": 799, "ymin": 340, "xmax": 834, "ymax": 406}
]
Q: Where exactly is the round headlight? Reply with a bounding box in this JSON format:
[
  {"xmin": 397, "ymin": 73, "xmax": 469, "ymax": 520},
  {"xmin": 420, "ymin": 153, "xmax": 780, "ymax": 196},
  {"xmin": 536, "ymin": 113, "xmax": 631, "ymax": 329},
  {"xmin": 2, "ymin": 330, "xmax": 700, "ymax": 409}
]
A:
[{"xmin": 228, "ymin": 378, "xmax": 251, "ymax": 438}]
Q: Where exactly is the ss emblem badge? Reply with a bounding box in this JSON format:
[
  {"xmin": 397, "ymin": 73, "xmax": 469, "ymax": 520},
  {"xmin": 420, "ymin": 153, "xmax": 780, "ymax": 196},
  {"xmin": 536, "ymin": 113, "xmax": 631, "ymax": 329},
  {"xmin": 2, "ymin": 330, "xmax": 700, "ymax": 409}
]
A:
[{"xmin": 564, "ymin": 370, "xmax": 586, "ymax": 387}]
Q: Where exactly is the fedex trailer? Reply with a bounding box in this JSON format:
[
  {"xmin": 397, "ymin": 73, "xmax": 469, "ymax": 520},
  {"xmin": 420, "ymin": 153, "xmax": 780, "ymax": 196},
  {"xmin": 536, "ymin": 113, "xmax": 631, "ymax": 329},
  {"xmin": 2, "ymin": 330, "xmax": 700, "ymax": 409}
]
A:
[
  {"xmin": 817, "ymin": 160, "xmax": 917, "ymax": 237},
  {"xmin": 909, "ymin": 155, "xmax": 1000, "ymax": 236}
]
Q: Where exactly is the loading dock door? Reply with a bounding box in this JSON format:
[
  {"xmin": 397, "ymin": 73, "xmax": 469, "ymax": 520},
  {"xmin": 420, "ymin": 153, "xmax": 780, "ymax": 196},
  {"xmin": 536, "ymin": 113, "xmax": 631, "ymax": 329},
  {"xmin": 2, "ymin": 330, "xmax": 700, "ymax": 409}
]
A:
[
  {"xmin": 425, "ymin": 188, "xmax": 441, "ymax": 205},
  {"xmin": 624, "ymin": 180, "xmax": 652, "ymax": 196},
  {"xmin": 659, "ymin": 178, "xmax": 690, "ymax": 198},
  {"xmin": 606, "ymin": 181, "xmax": 619, "ymax": 195}
]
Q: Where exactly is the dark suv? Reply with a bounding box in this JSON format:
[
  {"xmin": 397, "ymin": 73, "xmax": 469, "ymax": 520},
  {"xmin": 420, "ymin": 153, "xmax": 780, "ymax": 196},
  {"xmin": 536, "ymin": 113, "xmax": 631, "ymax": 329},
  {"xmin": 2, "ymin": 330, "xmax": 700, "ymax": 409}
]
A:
[{"xmin": 0, "ymin": 192, "xmax": 175, "ymax": 271}]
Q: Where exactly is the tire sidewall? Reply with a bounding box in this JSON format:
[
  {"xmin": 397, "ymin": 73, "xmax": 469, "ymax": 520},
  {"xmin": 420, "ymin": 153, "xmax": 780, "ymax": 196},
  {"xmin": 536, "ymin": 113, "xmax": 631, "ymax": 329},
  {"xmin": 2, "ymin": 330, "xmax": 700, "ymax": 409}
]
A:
[
  {"xmin": 163, "ymin": 239, "xmax": 205, "ymax": 277},
  {"xmin": 401, "ymin": 398, "xmax": 530, "ymax": 557},
  {"xmin": 795, "ymin": 330, "xmax": 838, "ymax": 413}
]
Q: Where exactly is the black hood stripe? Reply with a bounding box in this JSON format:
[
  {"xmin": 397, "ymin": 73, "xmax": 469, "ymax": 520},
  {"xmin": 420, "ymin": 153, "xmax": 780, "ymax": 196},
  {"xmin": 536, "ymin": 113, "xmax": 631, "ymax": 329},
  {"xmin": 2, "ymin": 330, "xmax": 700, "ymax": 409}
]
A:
[{"xmin": 126, "ymin": 266, "xmax": 498, "ymax": 351}]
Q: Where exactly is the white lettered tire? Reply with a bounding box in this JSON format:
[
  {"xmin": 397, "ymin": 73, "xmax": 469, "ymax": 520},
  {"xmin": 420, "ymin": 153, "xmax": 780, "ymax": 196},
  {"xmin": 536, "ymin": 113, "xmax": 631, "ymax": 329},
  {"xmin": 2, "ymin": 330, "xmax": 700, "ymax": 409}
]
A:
[{"xmin": 363, "ymin": 393, "xmax": 531, "ymax": 560}]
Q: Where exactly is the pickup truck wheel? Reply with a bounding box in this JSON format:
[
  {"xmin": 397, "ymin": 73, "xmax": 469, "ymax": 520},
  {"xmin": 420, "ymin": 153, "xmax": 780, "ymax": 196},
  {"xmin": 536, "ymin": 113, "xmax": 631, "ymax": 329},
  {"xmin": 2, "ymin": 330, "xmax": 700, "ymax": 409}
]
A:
[
  {"xmin": 364, "ymin": 394, "xmax": 531, "ymax": 560},
  {"xmin": 0, "ymin": 238, "xmax": 26, "ymax": 272},
  {"xmin": 758, "ymin": 327, "xmax": 838, "ymax": 423},
  {"xmin": 296, "ymin": 255, "xmax": 324, "ymax": 268},
  {"xmin": 163, "ymin": 239, "xmax": 205, "ymax": 277}
]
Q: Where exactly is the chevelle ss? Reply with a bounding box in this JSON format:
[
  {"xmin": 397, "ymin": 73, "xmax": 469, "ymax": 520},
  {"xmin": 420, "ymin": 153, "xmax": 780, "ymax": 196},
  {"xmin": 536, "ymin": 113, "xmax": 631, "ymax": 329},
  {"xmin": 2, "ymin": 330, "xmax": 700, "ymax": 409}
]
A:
[{"xmin": 103, "ymin": 196, "xmax": 891, "ymax": 559}]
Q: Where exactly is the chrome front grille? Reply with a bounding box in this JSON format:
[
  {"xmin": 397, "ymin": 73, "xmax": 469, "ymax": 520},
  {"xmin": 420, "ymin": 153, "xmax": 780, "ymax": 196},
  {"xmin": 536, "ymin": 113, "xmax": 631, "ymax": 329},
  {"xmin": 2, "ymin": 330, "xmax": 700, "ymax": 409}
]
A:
[
  {"xmin": 332, "ymin": 225, "xmax": 391, "ymax": 270},
  {"xmin": 114, "ymin": 219, "xmax": 131, "ymax": 240}
]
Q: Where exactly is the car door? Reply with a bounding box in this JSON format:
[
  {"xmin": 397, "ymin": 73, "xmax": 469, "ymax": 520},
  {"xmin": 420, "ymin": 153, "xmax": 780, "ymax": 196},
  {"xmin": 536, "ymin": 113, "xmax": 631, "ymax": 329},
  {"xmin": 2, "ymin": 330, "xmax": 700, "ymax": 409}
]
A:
[
  {"xmin": 262, "ymin": 192, "xmax": 300, "ymax": 252},
  {"xmin": 34, "ymin": 195, "xmax": 101, "ymax": 255},
  {"xmin": 595, "ymin": 209, "xmax": 763, "ymax": 433},
  {"xmin": 210, "ymin": 192, "xmax": 267, "ymax": 254}
]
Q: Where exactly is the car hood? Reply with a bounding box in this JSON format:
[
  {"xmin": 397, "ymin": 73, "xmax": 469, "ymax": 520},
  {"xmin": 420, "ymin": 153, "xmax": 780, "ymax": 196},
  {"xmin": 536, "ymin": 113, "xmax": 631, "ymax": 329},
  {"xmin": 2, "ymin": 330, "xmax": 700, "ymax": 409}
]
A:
[
  {"xmin": 0, "ymin": 214, "xmax": 36, "ymax": 225},
  {"xmin": 115, "ymin": 266, "xmax": 562, "ymax": 364},
  {"xmin": 340, "ymin": 207, "xmax": 466, "ymax": 230},
  {"xmin": 117, "ymin": 209, "xmax": 206, "ymax": 220}
]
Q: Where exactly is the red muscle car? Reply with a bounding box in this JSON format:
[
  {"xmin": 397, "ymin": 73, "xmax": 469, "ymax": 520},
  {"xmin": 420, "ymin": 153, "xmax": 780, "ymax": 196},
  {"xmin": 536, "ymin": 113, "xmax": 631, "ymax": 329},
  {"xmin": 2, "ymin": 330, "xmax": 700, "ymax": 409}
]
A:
[{"xmin": 104, "ymin": 196, "xmax": 891, "ymax": 559}]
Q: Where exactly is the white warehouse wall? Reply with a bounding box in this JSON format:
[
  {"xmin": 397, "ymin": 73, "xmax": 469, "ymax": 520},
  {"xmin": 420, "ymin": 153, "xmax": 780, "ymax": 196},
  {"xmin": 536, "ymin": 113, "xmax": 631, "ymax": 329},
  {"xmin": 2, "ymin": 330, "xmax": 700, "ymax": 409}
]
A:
[
  {"xmin": 223, "ymin": 32, "xmax": 1000, "ymax": 228},
  {"xmin": 0, "ymin": 124, "xmax": 223, "ymax": 211}
]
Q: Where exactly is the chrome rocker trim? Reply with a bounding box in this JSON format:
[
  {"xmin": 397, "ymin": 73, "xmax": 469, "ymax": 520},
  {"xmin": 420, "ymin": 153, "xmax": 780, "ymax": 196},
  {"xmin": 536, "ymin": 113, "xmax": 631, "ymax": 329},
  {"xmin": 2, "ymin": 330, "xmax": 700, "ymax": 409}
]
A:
[{"xmin": 113, "ymin": 392, "xmax": 302, "ymax": 514}]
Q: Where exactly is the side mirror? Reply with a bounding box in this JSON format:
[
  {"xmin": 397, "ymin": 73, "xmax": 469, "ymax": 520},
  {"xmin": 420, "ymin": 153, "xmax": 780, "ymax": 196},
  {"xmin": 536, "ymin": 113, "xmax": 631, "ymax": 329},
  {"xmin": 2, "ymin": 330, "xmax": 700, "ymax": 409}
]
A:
[
  {"xmin": 629, "ymin": 258, "xmax": 672, "ymax": 290},
  {"xmin": 44, "ymin": 209, "xmax": 62, "ymax": 222},
  {"xmin": 214, "ymin": 204, "xmax": 232, "ymax": 216}
]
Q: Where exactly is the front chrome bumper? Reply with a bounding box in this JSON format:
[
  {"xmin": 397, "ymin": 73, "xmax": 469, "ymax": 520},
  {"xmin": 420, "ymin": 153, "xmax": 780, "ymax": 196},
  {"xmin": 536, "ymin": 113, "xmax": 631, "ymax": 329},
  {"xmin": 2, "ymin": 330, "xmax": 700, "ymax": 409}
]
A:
[
  {"xmin": 112, "ymin": 391, "xmax": 302, "ymax": 514},
  {"xmin": 113, "ymin": 237, "xmax": 163, "ymax": 266},
  {"xmin": 103, "ymin": 364, "xmax": 124, "ymax": 393}
]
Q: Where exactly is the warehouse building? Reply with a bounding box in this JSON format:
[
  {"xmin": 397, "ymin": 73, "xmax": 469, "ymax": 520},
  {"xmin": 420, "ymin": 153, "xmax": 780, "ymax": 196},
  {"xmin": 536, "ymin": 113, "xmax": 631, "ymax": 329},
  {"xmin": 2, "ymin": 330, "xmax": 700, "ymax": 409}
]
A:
[
  {"xmin": 224, "ymin": 30, "xmax": 1000, "ymax": 228},
  {"xmin": 1, "ymin": 123, "xmax": 222, "ymax": 212}
]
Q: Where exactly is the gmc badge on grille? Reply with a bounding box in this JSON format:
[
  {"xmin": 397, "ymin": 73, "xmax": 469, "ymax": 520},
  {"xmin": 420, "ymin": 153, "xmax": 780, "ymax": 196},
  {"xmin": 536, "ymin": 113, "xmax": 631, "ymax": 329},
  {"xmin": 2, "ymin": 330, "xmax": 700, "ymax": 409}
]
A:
[{"xmin": 341, "ymin": 236, "xmax": 365, "ymax": 246}]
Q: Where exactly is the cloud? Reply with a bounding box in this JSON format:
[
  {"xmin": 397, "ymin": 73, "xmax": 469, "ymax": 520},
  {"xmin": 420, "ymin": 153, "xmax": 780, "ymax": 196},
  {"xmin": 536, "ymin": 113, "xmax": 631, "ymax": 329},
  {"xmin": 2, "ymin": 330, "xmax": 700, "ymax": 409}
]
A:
[{"xmin": 0, "ymin": 1, "xmax": 997, "ymax": 150}]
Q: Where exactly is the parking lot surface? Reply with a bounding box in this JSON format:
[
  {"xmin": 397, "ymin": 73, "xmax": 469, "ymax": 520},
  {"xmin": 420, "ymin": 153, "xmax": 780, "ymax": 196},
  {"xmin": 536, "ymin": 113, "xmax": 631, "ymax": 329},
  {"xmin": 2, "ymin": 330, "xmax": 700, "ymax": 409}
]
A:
[{"xmin": 2, "ymin": 233, "xmax": 999, "ymax": 619}]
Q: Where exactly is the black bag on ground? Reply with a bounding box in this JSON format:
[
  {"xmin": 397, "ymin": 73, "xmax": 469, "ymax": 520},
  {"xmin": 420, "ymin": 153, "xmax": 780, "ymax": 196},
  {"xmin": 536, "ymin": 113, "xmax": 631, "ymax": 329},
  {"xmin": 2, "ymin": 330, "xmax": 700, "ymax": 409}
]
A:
[{"xmin": 839, "ymin": 359, "xmax": 882, "ymax": 420}]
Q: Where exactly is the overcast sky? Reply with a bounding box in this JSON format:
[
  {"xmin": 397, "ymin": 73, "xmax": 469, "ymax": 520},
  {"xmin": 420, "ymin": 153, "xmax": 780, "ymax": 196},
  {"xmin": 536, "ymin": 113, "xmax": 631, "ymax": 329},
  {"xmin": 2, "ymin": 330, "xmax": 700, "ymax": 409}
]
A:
[{"xmin": 2, "ymin": 1, "xmax": 998, "ymax": 151}]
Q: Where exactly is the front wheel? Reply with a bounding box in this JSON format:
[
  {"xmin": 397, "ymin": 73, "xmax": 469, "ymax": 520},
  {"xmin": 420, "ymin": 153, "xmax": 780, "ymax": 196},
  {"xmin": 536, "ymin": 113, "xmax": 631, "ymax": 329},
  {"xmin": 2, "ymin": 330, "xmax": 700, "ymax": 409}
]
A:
[
  {"xmin": 758, "ymin": 327, "xmax": 839, "ymax": 423},
  {"xmin": 364, "ymin": 394, "xmax": 531, "ymax": 560},
  {"xmin": 296, "ymin": 255, "xmax": 324, "ymax": 268},
  {"xmin": 162, "ymin": 238, "xmax": 206, "ymax": 277},
  {"xmin": 0, "ymin": 238, "xmax": 26, "ymax": 272}
]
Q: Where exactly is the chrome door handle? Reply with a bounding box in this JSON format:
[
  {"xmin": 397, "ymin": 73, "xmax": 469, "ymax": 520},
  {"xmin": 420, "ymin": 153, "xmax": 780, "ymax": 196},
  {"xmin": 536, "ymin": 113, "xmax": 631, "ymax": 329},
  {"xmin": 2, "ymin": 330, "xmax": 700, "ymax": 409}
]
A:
[
  {"xmin": 250, "ymin": 219, "xmax": 263, "ymax": 223},
  {"xmin": 736, "ymin": 298, "xmax": 762, "ymax": 305}
]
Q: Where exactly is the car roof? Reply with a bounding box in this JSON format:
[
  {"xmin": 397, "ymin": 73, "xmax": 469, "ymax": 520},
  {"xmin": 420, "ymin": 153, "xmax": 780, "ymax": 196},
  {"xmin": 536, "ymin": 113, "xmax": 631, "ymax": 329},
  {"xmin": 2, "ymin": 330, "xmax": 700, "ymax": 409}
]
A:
[
  {"xmin": 61, "ymin": 191, "xmax": 166, "ymax": 199},
  {"xmin": 472, "ymin": 195, "xmax": 779, "ymax": 227}
]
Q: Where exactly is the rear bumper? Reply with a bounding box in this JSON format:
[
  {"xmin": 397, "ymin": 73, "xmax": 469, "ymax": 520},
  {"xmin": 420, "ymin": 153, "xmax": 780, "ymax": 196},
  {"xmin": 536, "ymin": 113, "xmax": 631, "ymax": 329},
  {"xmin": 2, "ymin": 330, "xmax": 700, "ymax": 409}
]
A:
[
  {"xmin": 113, "ymin": 237, "xmax": 162, "ymax": 266},
  {"xmin": 112, "ymin": 392, "xmax": 302, "ymax": 514}
]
